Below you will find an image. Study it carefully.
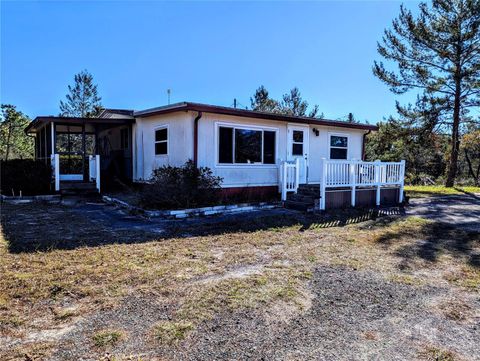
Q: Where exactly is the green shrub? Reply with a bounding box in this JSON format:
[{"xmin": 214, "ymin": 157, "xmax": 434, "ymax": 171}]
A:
[
  {"xmin": 140, "ymin": 160, "xmax": 222, "ymax": 209},
  {"xmin": 1, "ymin": 159, "xmax": 52, "ymax": 196}
]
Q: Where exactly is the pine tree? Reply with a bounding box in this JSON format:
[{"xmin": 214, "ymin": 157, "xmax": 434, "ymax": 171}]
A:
[
  {"xmin": 59, "ymin": 70, "xmax": 103, "ymax": 117},
  {"xmin": 250, "ymin": 86, "xmax": 280, "ymax": 113},
  {"xmin": 373, "ymin": 0, "xmax": 480, "ymax": 187},
  {"xmin": 250, "ymin": 85, "xmax": 323, "ymax": 118},
  {"xmin": 0, "ymin": 105, "xmax": 33, "ymax": 160}
]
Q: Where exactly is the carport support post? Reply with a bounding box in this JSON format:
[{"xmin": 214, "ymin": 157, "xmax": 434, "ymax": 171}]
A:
[
  {"xmin": 399, "ymin": 160, "xmax": 405, "ymax": 204},
  {"xmin": 375, "ymin": 160, "xmax": 381, "ymax": 206},
  {"xmin": 319, "ymin": 158, "xmax": 326, "ymax": 210}
]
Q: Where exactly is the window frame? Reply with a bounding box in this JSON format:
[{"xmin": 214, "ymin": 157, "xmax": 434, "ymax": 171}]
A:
[
  {"xmin": 154, "ymin": 125, "xmax": 169, "ymax": 156},
  {"xmin": 215, "ymin": 122, "xmax": 278, "ymax": 167},
  {"xmin": 328, "ymin": 132, "xmax": 349, "ymax": 160}
]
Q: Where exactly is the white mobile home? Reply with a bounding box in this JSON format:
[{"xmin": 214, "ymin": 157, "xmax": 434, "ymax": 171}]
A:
[{"xmin": 26, "ymin": 102, "xmax": 405, "ymax": 210}]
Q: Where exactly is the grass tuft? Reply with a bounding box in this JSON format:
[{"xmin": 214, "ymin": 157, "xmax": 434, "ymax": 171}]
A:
[
  {"xmin": 152, "ymin": 321, "xmax": 193, "ymax": 344},
  {"xmin": 92, "ymin": 330, "xmax": 124, "ymax": 347}
]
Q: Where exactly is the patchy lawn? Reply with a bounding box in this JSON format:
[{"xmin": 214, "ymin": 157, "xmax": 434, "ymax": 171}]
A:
[
  {"xmin": 1, "ymin": 202, "xmax": 479, "ymax": 360},
  {"xmin": 405, "ymin": 185, "xmax": 480, "ymax": 198}
]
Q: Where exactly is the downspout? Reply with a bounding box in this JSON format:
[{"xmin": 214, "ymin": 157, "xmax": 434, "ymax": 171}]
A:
[
  {"xmin": 193, "ymin": 111, "xmax": 203, "ymax": 167},
  {"xmin": 361, "ymin": 129, "xmax": 371, "ymax": 161}
]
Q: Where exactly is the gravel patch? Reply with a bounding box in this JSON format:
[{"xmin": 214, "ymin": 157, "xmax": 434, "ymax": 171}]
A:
[
  {"xmin": 40, "ymin": 267, "xmax": 480, "ymax": 360},
  {"xmin": 178, "ymin": 266, "xmax": 480, "ymax": 361}
]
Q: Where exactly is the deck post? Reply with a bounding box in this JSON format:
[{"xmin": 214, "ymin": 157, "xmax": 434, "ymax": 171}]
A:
[
  {"xmin": 53, "ymin": 154, "xmax": 60, "ymax": 191},
  {"xmin": 95, "ymin": 154, "xmax": 101, "ymax": 193},
  {"xmin": 350, "ymin": 161, "xmax": 356, "ymax": 207},
  {"xmin": 295, "ymin": 158, "xmax": 300, "ymax": 193},
  {"xmin": 375, "ymin": 159, "xmax": 381, "ymax": 206},
  {"xmin": 281, "ymin": 162, "xmax": 287, "ymax": 201},
  {"xmin": 319, "ymin": 158, "xmax": 327, "ymax": 210},
  {"xmin": 399, "ymin": 160, "xmax": 405, "ymax": 203}
]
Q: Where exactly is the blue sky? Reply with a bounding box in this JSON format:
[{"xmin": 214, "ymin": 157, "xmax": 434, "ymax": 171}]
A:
[{"xmin": 1, "ymin": 1, "xmax": 419, "ymax": 123}]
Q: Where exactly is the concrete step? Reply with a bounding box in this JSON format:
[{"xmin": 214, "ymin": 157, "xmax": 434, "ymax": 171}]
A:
[{"xmin": 60, "ymin": 181, "xmax": 97, "ymax": 190}]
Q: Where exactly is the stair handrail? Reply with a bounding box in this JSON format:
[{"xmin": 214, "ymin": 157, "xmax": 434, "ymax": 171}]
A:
[{"xmin": 280, "ymin": 159, "xmax": 300, "ymax": 201}]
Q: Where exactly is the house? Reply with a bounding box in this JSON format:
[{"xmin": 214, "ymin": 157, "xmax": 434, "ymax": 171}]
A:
[{"xmin": 25, "ymin": 102, "xmax": 405, "ymax": 210}]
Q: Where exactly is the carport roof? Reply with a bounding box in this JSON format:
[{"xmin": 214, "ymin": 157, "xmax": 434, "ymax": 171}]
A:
[{"xmin": 25, "ymin": 116, "xmax": 134, "ymax": 133}]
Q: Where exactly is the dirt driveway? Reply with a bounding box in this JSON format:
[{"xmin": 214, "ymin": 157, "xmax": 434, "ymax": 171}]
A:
[
  {"xmin": 1, "ymin": 201, "xmax": 479, "ymax": 361},
  {"xmin": 407, "ymin": 194, "xmax": 480, "ymax": 232}
]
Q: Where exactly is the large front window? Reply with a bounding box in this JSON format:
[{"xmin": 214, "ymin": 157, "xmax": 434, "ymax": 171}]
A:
[{"xmin": 218, "ymin": 126, "xmax": 276, "ymax": 164}]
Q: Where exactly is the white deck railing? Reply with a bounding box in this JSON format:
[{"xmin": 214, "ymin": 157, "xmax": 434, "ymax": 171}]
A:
[
  {"xmin": 89, "ymin": 154, "xmax": 101, "ymax": 192},
  {"xmin": 319, "ymin": 159, "xmax": 405, "ymax": 210},
  {"xmin": 50, "ymin": 154, "xmax": 100, "ymax": 192},
  {"xmin": 280, "ymin": 159, "xmax": 300, "ymax": 201},
  {"xmin": 51, "ymin": 154, "xmax": 60, "ymax": 191}
]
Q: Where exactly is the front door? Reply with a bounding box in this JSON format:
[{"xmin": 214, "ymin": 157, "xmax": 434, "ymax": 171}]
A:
[{"xmin": 287, "ymin": 124, "xmax": 309, "ymax": 183}]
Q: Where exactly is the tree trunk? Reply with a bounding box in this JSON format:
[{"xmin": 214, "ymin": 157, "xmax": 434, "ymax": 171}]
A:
[
  {"xmin": 464, "ymin": 149, "xmax": 479, "ymax": 186},
  {"xmin": 4, "ymin": 121, "xmax": 12, "ymax": 161},
  {"xmin": 445, "ymin": 57, "xmax": 462, "ymax": 187},
  {"xmin": 445, "ymin": 100, "xmax": 460, "ymax": 187}
]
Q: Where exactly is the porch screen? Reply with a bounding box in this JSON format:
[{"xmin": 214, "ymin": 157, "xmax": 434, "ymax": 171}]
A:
[{"xmin": 218, "ymin": 126, "xmax": 276, "ymax": 165}]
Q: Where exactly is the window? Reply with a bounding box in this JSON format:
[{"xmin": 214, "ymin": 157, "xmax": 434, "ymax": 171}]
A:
[
  {"xmin": 330, "ymin": 135, "xmax": 348, "ymax": 159},
  {"xmin": 120, "ymin": 128, "xmax": 129, "ymax": 150},
  {"xmin": 155, "ymin": 127, "xmax": 168, "ymax": 155},
  {"xmin": 218, "ymin": 125, "xmax": 276, "ymax": 165},
  {"xmin": 292, "ymin": 130, "xmax": 304, "ymax": 156}
]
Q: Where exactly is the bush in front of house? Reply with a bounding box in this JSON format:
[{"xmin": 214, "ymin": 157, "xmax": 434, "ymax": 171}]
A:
[
  {"xmin": 140, "ymin": 160, "xmax": 223, "ymax": 209},
  {"xmin": 1, "ymin": 159, "xmax": 53, "ymax": 196}
]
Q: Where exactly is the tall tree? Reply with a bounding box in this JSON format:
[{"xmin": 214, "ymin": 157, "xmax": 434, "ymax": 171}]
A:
[
  {"xmin": 280, "ymin": 87, "xmax": 309, "ymax": 116},
  {"xmin": 250, "ymin": 86, "xmax": 280, "ymax": 113},
  {"xmin": 250, "ymin": 85, "xmax": 323, "ymax": 118},
  {"xmin": 0, "ymin": 105, "xmax": 33, "ymax": 161},
  {"xmin": 373, "ymin": 0, "xmax": 480, "ymax": 187},
  {"xmin": 59, "ymin": 70, "xmax": 103, "ymax": 117}
]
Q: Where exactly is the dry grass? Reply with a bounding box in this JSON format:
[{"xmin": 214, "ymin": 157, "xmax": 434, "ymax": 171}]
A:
[{"xmin": 1, "ymin": 203, "xmax": 479, "ymax": 359}]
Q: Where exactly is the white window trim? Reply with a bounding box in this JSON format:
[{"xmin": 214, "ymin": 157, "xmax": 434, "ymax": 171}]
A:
[
  {"xmin": 154, "ymin": 125, "xmax": 169, "ymax": 157},
  {"xmin": 328, "ymin": 132, "xmax": 349, "ymax": 160},
  {"xmin": 215, "ymin": 122, "xmax": 279, "ymax": 168}
]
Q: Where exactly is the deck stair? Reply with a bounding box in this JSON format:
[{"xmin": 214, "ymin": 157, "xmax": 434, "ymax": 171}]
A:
[
  {"xmin": 60, "ymin": 181, "xmax": 99, "ymax": 197},
  {"xmin": 284, "ymin": 184, "xmax": 320, "ymax": 211}
]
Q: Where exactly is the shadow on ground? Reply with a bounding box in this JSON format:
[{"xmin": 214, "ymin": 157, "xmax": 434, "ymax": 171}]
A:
[
  {"xmin": 1, "ymin": 202, "xmax": 403, "ymax": 253},
  {"xmin": 375, "ymin": 220, "xmax": 480, "ymax": 268}
]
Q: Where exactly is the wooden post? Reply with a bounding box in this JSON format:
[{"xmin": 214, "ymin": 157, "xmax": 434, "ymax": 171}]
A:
[
  {"xmin": 51, "ymin": 122, "xmax": 55, "ymax": 156},
  {"xmin": 281, "ymin": 162, "xmax": 287, "ymax": 201},
  {"xmin": 320, "ymin": 158, "xmax": 327, "ymax": 210},
  {"xmin": 82, "ymin": 122, "xmax": 87, "ymax": 181},
  {"xmin": 375, "ymin": 159, "xmax": 381, "ymax": 206},
  {"xmin": 399, "ymin": 160, "xmax": 405, "ymax": 203}
]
